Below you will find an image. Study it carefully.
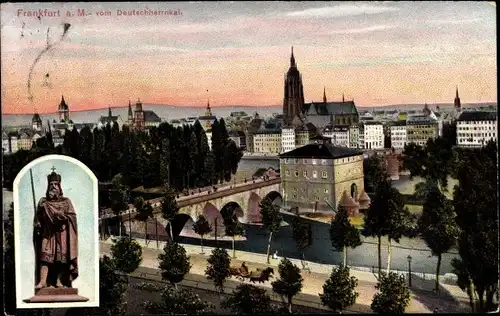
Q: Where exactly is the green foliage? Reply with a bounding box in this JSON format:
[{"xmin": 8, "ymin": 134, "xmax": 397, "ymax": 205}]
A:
[
  {"xmin": 144, "ymin": 285, "xmax": 214, "ymax": 315},
  {"xmin": 110, "ymin": 237, "xmax": 142, "ymax": 274},
  {"xmin": 320, "ymin": 266, "xmax": 359, "ymax": 313},
  {"xmin": 205, "ymin": 247, "xmax": 231, "ymax": 293},
  {"xmin": 452, "ymin": 140, "xmax": 498, "ymax": 312},
  {"xmin": 193, "ymin": 215, "xmax": 212, "ymax": 237},
  {"xmin": 271, "ymin": 258, "xmax": 304, "ymax": 312},
  {"xmin": 159, "ymin": 138, "xmax": 171, "ymax": 185},
  {"xmin": 84, "ymin": 255, "xmax": 129, "ymax": 316},
  {"xmin": 363, "ymin": 154, "xmax": 388, "ymax": 193},
  {"xmin": 259, "ymin": 197, "xmax": 283, "ymax": 234},
  {"xmin": 291, "ymin": 213, "xmax": 312, "ymax": 258},
  {"xmin": 329, "ymin": 206, "xmax": 362, "ymax": 260},
  {"xmin": 222, "ymin": 284, "xmax": 274, "ymax": 314},
  {"xmin": 371, "ymin": 272, "xmax": 410, "ymax": 314},
  {"xmin": 157, "ymin": 242, "xmax": 191, "ymax": 286},
  {"xmin": 418, "ymin": 185, "xmax": 459, "ymax": 292}
]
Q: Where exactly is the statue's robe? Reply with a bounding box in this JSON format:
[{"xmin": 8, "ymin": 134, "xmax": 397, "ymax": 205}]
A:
[{"xmin": 33, "ymin": 196, "xmax": 78, "ymax": 287}]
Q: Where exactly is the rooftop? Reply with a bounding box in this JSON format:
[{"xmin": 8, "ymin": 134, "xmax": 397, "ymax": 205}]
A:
[
  {"xmin": 279, "ymin": 143, "xmax": 363, "ymax": 159},
  {"xmin": 457, "ymin": 111, "xmax": 497, "ymax": 122},
  {"xmin": 304, "ymin": 101, "xmax": 358, "ymax": 116}
]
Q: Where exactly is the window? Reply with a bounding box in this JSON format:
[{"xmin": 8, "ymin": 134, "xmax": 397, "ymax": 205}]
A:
[
  {"xmin": 322, "ymin": 171, "xmax": 328, "ymax": 179},
  {"xmin": 313, "ymin": 171, "xmax": 317, "ymax": 178},
  {"xmin": 303, "ymin": 171, "xmax": 307, "ymax": 177},
  {"xmin": 303, "ymin": 159, "xmax": 308, "ymax": 164},
  {"xmin": 315, "ymin": 195, "xmax": 320, "ymax": 201},
  {"xmin": 312, "ymin": 159, "xmax": 317, "ymax": 165},
  {"xmin": 286, "ymin": 170, "xmax": 290, "ymax": 176},
  {"xmin": 294, "ymin": 158, "xmax": 299, "ymax": 164},
  {"xmin": 294, "ymin": 171, "xmax": 299, "ymax": 177},
  {"xmin": 324, "ymin": 189, "xmax": 329, "ymax": 194},
  {"xmin": 293, "ymin": 194, "xmax": 297, "ymax": 199}
]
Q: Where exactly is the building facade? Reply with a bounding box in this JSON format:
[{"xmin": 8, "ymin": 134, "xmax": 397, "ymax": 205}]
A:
[
  {"xmin": 348, "ymin": 124, "xmax": 360, "ymax": 148},
  {"xmin": 390, "ymin": 121, "xmax": 407, "ymax": 150},
  {"xmin": 281, "ymin": 127, "xmax": 296, "ymax": 153},
  {"xmin": 279, "ymin": 142, "xmax": 367, "ymax": 214},
  {"xmin": 456, "ymin": 111, "xmax": 497, "ymax": 148},
  {"xmin": 253, "ymin": 129, "xmax": 282, "ymax": 154},
  {"xmin": 406, "ymin": 115, "xmax": 439, "ymax": 146},
  {"xmin": 322, "ymin": 124, "xmax": 349, "ymax": 147},
  {"xmin": 229, "ymin": 130, "xmax": 247, "ymax": 150},
  {"xmin": 362, "ymin": 122, "xmax": 384, "ymax": 150}
]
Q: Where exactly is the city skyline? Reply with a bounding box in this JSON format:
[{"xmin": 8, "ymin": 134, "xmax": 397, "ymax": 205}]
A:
[{"xmin": 1, "ymin": 1, "xmax": 497, "ymax": 114}]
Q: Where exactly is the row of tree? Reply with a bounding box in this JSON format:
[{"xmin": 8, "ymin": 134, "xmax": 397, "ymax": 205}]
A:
[{"xmin": 3, "ymin": 118, "xmax": 243, "ymax": 192}]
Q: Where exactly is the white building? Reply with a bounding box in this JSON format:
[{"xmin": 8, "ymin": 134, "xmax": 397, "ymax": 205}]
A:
[
  {"xmin": 456, "ymin": 111, "xmax": 497, "ymax": 148},
  {"xmin": 206, "ymin": 131, "xmax": 213, "ymax": 151},
  {"xmin": 362, "ymin": 122, "xmax": 384, "ymax": 149},
  {"xmin": 322, "ymin": 124, "xmax": 349, "ymax": 147},
  {"xmin": 390, "ymin": 121, "xmax": 407, "ymax": 150},
  {"xmin": 348, "ymin": 124, "xmax": 360, "ymax": 149},
  {"xmin": 281, "ymin": 127, "xmax": 296, "ymax": 153}
]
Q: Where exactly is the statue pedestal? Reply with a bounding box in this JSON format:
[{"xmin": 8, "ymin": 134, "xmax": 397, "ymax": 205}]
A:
[{"xmin": 24, "ymin": 287, "xmax": 89, "ymax": 303}]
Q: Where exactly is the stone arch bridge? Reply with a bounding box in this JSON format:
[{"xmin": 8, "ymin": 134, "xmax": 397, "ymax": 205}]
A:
[{"xmin": 103, "ymin": 177, "xmax": 283, "ymax": 240}]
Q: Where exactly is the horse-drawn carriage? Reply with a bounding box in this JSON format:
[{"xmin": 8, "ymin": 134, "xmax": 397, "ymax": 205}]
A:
[{"xmin": 229, "ymin": 262, "xmax": 274, "ymax": 284}]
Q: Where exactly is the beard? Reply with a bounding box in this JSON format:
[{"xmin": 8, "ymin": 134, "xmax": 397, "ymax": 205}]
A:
[{"xmin": 48, "ymin": 187, "xmax": 61, "ymax": 199}]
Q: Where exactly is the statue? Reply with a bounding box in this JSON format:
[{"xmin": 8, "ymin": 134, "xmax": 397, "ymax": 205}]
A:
[{"xmin": 25, "ymin": 167, "xmax": 88, "ymax": 303}]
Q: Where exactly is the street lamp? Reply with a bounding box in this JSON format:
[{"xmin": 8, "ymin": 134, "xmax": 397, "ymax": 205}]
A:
[{"xmin": 407, "ymin": 254, "xmax": 412, "ymax": 287}]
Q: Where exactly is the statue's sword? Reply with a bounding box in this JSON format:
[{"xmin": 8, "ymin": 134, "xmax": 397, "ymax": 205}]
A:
[{"xmin": 30, "ymin": 169, "xmax": 38, "ymax": 231}]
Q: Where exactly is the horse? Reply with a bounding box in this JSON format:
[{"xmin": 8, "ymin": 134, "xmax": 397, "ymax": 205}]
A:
[
  {"xmin": 249, "ymin": 267, "xmax": 274, "ymax": 284},
  {"xmin": 229, "ymin": 263, "xmax": 250, "ymax": 281}
]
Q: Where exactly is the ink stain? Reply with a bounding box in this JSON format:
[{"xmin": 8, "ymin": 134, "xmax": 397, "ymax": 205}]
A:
[{"xmin": 27, "ymin": 23, "xmax": 72, "ymax": 102}]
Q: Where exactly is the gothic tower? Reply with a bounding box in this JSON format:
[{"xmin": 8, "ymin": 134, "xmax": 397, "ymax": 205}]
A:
[
  {"xmin": 58, "ymin": 95, "xmax": 70, "ymax": 123},
  {"xmin": 127, "ymin": 100, "xmax": 134, "ymax": 125},
  {"xmin": 134, "ymin": 98, "xmax": 145, "ymax": 130},
  {"xmin": 283, "ymin": 46, "xmax": 305, "ymax": 126},
  {"xmin": 323, "ymin": 87, "xmax": 327, "ymax": 103},
  {"xmin": 454, "ymin": 86, "xmax": 461, "ymax": 111}
]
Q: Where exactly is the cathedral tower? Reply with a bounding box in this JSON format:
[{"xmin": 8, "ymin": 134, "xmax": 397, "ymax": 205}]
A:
[
  {"xmin": 58, "ymin": 95, "xmax": 70, "ymax": 123},
  {"xmin": 454, "ymin": 86, "xmax": 461, "ymax": 111},
  {"xmin": 134, "ymin": 98, "xmax": 145, "ymax": 130},
  {"xmin": 283, "ymin": 46, "xmax": 305, "ymax": 126}
]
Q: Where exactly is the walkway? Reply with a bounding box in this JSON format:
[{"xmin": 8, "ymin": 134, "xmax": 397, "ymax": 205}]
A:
[
  {"xmin": 99, "ymin": 175, "xmax": 280, "ymax": 220},
  {"xmin": 100, "ymin": 238, "xmax": 470, "ymax": 313}
]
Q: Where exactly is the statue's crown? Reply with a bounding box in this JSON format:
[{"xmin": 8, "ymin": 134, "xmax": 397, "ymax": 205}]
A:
[{"xmin": 47, "ymin": 171, "xmax": 61, "ymax": 183}]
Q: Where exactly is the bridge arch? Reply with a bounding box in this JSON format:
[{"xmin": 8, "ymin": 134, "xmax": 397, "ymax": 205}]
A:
[
  {"xmin": 263, "ymin": 190, "xmax": 283, "ymax": 206},
  {"xmin": 202, "ymin": 202, "xmax": 225, "ymax": 237},
  {"xmin": 246, "ymin": 192, "xmax": 262, "ymax": 224},
  {"xmin": 220, "ymin": 201, "xmax": 245, "ymax": 223},
  {"xmin": 170, "ymin": 214, "xmax": 195, "ymax": 240}
]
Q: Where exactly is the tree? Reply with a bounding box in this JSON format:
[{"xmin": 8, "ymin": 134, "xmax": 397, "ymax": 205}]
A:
[
  {"xmin": 260, "ymin": 197, "xmax": 283, "ymax": 264},
  {"xmin": 134, "ymin": 197, "xmax": 154, "ymax": 245},
  {"xmin": 319, "ymin": 265, "xmax": 359, "ymax": 313},
  {"xmin": 110, "ymin": 237, "xmax": 143, "ymax": 278},
  {"xmin": 157, "ymin": 242, "xmax": 191, "ymax": 289},
  {"xmin": 329, "ymin": 206, "xmax": 362, "ymax": 267},
  {"xmin": 418, "ymin": 185, "xmax": 459, "ymax": 295},
  {"xmin": 144, "ymin": 286, "xmax": 214, "ymax": 315},
  {"xmin": 160, "ymin": 185, "xmax": 179, "ymax": 243},
  {"xmin": 159, "ymin": 138, "xmax": 171, "ymax": 185},
  {"xmin": 223, "ymin": 209, "xmax": 245, "ymax": 258},
  {"xmin": 205, "ymin": 247, "xmax": 231, "ymax": 295},
  {"xmin": 203, "ymin": 151, "xmax": 217, "ymax": 185},
  {"xmin": 271, "ymin": 258, "xmax": 304, "ymax": 313},
  {"xmin": 371, "ymin": 272, "xmax": 410, "ymax": 314},
  {"xmin": 110, "ymin": 173, "xmax": 129, "ymax": 237},
  {"xmin": 291, "ymin": 212, "xmax": 312, "ymax": 260},
  {"xmin": 363, "ymin": 154, "xmax": 388, "ymax": 193},
  {"xmin": 193, "ymin": 215, "xmax": 212, "ymax": 254},
  {"xmin": 222, "ymin": 284, "xmax": 274, "ymax": 314},
  {"xmin": 452, "ymin": 141, "xmax": 498, "ymax": 312}
]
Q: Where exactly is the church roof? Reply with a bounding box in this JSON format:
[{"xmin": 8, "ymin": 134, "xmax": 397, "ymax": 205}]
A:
[
  {"xmin": 99, "ymin": 116, "xmax": 120, "ymax": 124},
  {"xmin": 358, "ymin": 190, "xmax": 371, "ymax": 202},
  {"xmin": 144, "ymin": 111, "xmax": 161, "ymax": 122},
  {"xmin": 198, "ymin": 115, "xmax": 217, "ymax": 120},
  {"xmin": 279, "ymin": 143, "xmax": 363, "ymax": 159},
  {"xmin": 304, "ymin": 101, "xmax": 358, "ymax": 116}
]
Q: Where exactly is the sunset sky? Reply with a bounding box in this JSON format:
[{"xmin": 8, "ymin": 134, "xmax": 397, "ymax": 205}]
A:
[{"xmin": 1, "ymin": 1, "xmax": 496, "ymax": 114}]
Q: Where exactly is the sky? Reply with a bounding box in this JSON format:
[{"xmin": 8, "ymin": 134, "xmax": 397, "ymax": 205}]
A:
[{"xmin": 1, "ymin": 1, "xmax": 497, "ymax": 114}]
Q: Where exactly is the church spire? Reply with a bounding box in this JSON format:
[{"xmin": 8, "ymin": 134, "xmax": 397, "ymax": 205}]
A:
[
  {"xmin": 290, "ymin": 46, "xmax": 296, "ymax": 67},
  {"xmin": 342, "ymin": 93, "xmax": 345, "ymax": 103},
  {"xmin": 454, "ymin": 86, "xmax": 461, "ymax": 110},
  {"xmin": 323, "ymin": 87, "xmax": 327, "ymax": 103},
  {"xmin": 108, "ymin": 106, "xmax": 112, "ymax": 118}
]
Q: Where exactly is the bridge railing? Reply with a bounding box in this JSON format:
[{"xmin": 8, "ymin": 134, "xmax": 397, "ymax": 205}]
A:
[{"xmin": 99, "ymin": 175, "xmax": 281, "ymax": 220}]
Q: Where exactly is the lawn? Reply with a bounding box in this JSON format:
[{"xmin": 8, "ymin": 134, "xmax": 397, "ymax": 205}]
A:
[{"xmin": 349, "ymin": 204, "xmax": 423, "ymax": 229}]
